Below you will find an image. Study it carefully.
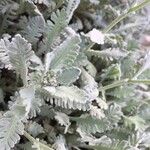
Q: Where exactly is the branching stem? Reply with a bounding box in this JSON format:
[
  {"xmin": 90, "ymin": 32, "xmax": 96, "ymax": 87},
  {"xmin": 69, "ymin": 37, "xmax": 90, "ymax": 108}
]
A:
[
  {"xmin": 99, "ymin": 79, "xmax": 150, "ymax": 91},
  {"xmin": 103, "ymin": 0, "xmax": 150, "ymax": 33},
  {"xmin": 86, "ymin": 0, "xmax": 150, "ymax": 50},
  {"xmin": 24, "ymin": 131, "xmax": 53, "ymax": 150}
]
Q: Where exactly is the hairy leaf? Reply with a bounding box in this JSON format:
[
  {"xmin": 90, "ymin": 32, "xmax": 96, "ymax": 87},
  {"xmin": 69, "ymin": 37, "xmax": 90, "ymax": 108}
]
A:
[
  {"xmin": 45, "ymin": 28, "xmax": 81, "ymax": 71},
  {"xmin": 0, "ymin": 35, "xmax": 11, "ymax": 68},
  {"xmin": 8, "ymin": 35, "xmax": 33, "ymax": 81},
  {"xmin": 0, "ymin": 34, "xmax": 34, "ymax": 85},
  {"xmin": 55, "ymin": 112, "xmax": 71, "ymax": 133},
  {"xmin": 100, "ymin": 63, "xmax": 121, "ymax": 81},
  {"xmin": 87, "ymin": 48, "xmax": 128, "ymax": 61},
  {"xmin": 80, "ymin": 68, "xmax": 99, "ymax": 100},
  {"xmin": 38, "ymin": 86, "xmax": 90, "ymax": 110},
  {"xmin": 56, "ymin": 67, "xmax": 81, "ymax": 85},
  {"xmin": 21, "ymin": 15, "xmax": 45, "ymax": 45},
  {"xmin": 27, "ymin": 122, "xmax": 44, "ymax": 137},
  {"xmin": 66, "ymin": 0, "xmax": 80, "ymax": 23},
  {"xmin": 75, "ymin": 114, "xmax": 113, "ymax": 134},
  {"xmin": 0, "ymin": 114, "xmax": 24, "ymax": 150},
  {"xmin": 53, "ymin": 135, "xmax": 68, "ymax": 150},
  {"xmin": 0, "ymin": 0, "xmax": 14, "ymax": 14},
  {"xmin": 43, "ymin": 9, "xmax": 68, "ymax": 53},
  {"xmin": 124, "ymin": 115, "xmax": 146, "ymax": 130},
  {"xmin": 19, "ymin": 87, "xmax": 42, "ymax": 118}
]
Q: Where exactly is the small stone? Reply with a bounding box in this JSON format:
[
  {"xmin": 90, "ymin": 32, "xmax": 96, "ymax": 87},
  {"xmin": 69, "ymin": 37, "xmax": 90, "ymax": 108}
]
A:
[
  {"xmin": 140, "ymin": 35, "xmax": 150, "ymax": 47},
  {"xmin": 86, "ymin": 28, "xmax": 105, "ymax": 45}
]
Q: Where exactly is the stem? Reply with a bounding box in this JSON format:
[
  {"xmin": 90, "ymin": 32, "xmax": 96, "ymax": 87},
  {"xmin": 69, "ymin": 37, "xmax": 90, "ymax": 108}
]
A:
[
  {"xmin": 99, "ymin": 79, "xmax": 150, "ymax": 91},
  {"xmin": 103, "ymin": 11, "xmax": 128, "ymax": 34},
  {"xmin": 24, "ymin": 131, "xmax": 53, "ymax": 150},
  {"xmin": 103, "ymin": 0, "xmax": 150, "ymax": 33},
  {"xmin": 101, "ymin": 87, "xmax": 106, "ymax": 101},
  {"xmin": 128, "ymin": 79, "xmax": 150, "ymax": 84},
  {"xmin": 114, "ymin": 22, "xmax": 143, "ymax": 33},
  {"xmin": 100, "ymin": 79, "xmax": 129, "ymax": 91},
  {"xmin": 24, "ymin": 131, "xmax": 36, "ymax": 143},
  {"xmin": 86, "ymin": 0, "xmax": 150, "ymax": 50}
]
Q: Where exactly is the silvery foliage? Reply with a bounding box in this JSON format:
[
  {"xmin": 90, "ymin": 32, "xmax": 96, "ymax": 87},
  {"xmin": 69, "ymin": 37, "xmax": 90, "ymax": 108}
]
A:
[{"xmin": 0, "ymin": 0, "xmax": 150, "ymax": 150}]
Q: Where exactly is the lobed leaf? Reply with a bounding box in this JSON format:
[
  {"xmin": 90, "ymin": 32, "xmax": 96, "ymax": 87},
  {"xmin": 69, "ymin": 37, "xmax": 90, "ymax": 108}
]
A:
[
  {"xmin": 45, "ymin": 28, "xmax": 81, "ymax": 71},
  {"xmin": 56, "ymin": 67, "xmax": 81, "ymax": 85},
  {"xmin": 38, "ymin": 85, "xmax": 90, "ymax": 111},
  {"xmin": 0, "ymin": 114, "xmax": 24, "ymax": 150}
]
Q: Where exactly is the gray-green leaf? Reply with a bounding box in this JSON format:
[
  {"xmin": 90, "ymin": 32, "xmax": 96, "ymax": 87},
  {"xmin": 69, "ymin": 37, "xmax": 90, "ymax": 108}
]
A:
[
  {"xmin": 45, "ymin": 27, "xmax": 81, "ymax": 71},
  {"xmin": 0, "ymin": 114, "xmax": 24, "ymax": 150},
  {"xmin": 56, "ymin": 67, "xmax": 81, "ymax": 85},
  {"xmin": 38, "ymin": 85, "xmax": 90, "ymax": 110}
]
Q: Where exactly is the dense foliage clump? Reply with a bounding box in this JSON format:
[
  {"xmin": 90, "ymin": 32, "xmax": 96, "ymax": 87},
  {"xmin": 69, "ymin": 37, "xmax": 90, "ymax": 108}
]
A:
[{"xmin": 0, "ymin": 0, "xmax": 150, "ymax": 150}]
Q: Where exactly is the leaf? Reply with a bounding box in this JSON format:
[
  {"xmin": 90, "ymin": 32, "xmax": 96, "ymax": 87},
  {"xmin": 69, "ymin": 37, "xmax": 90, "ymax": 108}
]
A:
[
  {"xmin": 108, "ymin": 85, "xmax": 135, "ymax": 100},
  {"xmin": 96, "ymin": 97, "xmax": 108, "ymax": 110},
  {"xmin": 124, "ymin": 115, "xmax": 146, "ymax": 130},
  {"xmin": 66, "ymin": 0, "xmax": 80, "ymax": 23},
  {"xmin": 0, "ymin": 0, "xmax": 14, "ymax": 14},
  {"xmin": 31, "ymin": 137, "xmax": 54, "ymax": 150},
  {"xmin": 43, "ymin": 9, "xmax": 68, "ymax": 53},
  {"xmin": 30, "ymin": 0, "xmax": 50, "ymax": 5},
  {"xmin": 74, "ymin": 51, "xmax": 88, "ymax": 66},
  {"xmin": 86, "ymin": 48, "xmax": 128, "ymax": 61},
  {"xmin": 138, "ymin": 104, "xmax": 150, "ymax": 121},
  {"xmin": 19, "ymin": 87, "xmax": 42, "ymax": 118},
  {"xmin": 133, "ymin": 51, "xmax": 150, "ymax": 79},
  {"xmin": 32, "ymin": 0, "xmax": 64, "ymax": 17},
  {"xmin": 138, "ymin": 69, "xmax": 150, "ymax": 79},
  {"xmin": 80, "ymin": 68, "xmax": 99, "ymax": 100},
  {"xmin": 8, "ymin": 35, "xmax": 33, "ymax": 83},
  {"xmin": 56, "ymin": 67, "xmax": 81, "ymax": 85},
  {"xmin": 17, "ymin": 142, "xmax": 36, "ymax": 150},
  {"xmin": 128, "ymin": 132, "xmax": 141, "ymax": 148},
  {"xmin": 0, "ymin": 34, "xmax": 34, "ymax": 85},
  {"xmin": 21, "ymin": 15, "xmax": 45, "ymax": 45},
  {"xmin": 89, "ymin": 0, "xmax": 100, "ymax": 5},
  {"xmin": 75, "ymin": 114, "xmax": 113, "ymax": 134},
  {"xmin": 38, "ymin": 85, "xmax": 90, "ymax": 111},
  {"xmin": 55, "ymin": 112, "xmax": 71, "ymax": 133},
  {"xmin": 84, "ymin": 60, "xmax": 97, "ymax": 77},
  {"xmin": 105, "ymin": 103, "xmax": 123, "ymax": 124},
  {"xmin": 18, "ymin": 0, "xmax": 41, "ymax": 15},
  {"xmin": 128, "ymin": 131, "xmax": 150, "ymax": 148},
  {"xmin": 45, "ymin": 28, "xmax": 81, "ymax": 71},
  {"xmin": 27, "ymin": 122, "xmax": 44, "ymax": 137},
  {"xmin": 74, "ymin": 103, "xmax": 122, "ymax": 134},
  {"xmin": 0, "ymin": 113, "xmax": 24, "ymax": 150},
  {"xmin": 39, "ymin": 104, "xmax": 55, "ymax": 119},
  {"xmin": 90, "ymin": 105, "xmax": 105, "ymax": 119},
  {"xmin": 121, "ymin": 56, "xmax": 137, "ymax": 78},
  {"xmin": 0, "ymin": 35, "xmax": 11, "ymax": 69},
  {"xmin": 53, "ymin": 135, "xmax": 68, "ymax": 150},
  {"xmin": 10, "ymin": 87, "xmax": 42, "ymax": 119},
  {"xmin": 100, "ymin": 63, "xmax": 121, "ymax": 81},
  {"xmin": 0, "ymin": 0, "xmax": 18, "ymax": 31},
  {"xmin": 43, "ymin": 26, "xmax": 81, "ymax": 56},
  {"xmin": 29, "ymin": 54, "xmax": 44, "ymax": 71},
  {"xmin": 77, "ymin": 128, "xmax": 111, "ymax": 146},
  {"xmin": 93, "ymin": 140, "xmax": 128, "ymax": 150}
]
